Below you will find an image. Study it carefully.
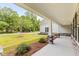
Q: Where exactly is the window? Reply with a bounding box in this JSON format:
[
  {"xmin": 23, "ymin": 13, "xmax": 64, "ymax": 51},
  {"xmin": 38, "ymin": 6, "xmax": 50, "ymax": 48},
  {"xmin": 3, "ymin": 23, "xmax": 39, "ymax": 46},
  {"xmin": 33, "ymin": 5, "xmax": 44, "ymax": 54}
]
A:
[
  {"xmin": 72, "ymin": 13, "xmax": 77, "ymax": 41},
  {"xmin": 78, "ymin": 27, "xmax": 79, "ymax": 42},
  {"xmin": 45, "ymin": 27, "xmax": 49, "ymax": 32}
]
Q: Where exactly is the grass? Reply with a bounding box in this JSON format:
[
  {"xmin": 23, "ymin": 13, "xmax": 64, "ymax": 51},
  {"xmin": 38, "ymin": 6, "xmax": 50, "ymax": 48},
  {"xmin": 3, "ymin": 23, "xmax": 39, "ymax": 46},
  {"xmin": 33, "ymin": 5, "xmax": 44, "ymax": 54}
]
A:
[{"xmin": 0, "ymin": 32, "xmax": 47, "ymax": 54}]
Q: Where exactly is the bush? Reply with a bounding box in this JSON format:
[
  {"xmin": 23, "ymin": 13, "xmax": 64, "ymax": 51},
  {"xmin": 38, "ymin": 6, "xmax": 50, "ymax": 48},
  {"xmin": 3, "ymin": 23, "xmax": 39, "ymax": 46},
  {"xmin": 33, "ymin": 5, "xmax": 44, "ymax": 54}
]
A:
[
  {"xmin": 38, "ymin": 38, "xmax": 46, "ymax": 43},
  {"xmin": 15, "ymin": 43, "xmax": 31, "ymax": 56}
]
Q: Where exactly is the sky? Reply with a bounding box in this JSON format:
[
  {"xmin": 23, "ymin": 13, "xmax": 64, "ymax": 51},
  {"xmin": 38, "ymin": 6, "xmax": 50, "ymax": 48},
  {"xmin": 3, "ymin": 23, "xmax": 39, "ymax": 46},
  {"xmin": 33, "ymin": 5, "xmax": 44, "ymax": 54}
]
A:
[
  {"xmin": 0, "ymin": 3, "xmax": 27, "ymax": 16},
  {"xmin": 0, "ymin": 3, "xmax": 43, "ymax": 21}
]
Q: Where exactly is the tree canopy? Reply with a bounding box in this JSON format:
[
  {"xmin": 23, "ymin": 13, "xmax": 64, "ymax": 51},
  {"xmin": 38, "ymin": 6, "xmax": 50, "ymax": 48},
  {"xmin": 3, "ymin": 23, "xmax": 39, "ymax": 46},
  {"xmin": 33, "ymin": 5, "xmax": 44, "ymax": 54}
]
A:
[{"xmin": 0, "ymin": 7, "xmax": 40, "ymax": 33}]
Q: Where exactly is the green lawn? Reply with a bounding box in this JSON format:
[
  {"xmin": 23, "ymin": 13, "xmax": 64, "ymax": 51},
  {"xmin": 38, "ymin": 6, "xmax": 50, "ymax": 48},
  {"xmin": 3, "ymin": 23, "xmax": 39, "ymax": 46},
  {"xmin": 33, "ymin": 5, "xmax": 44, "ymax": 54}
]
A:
[{"xmin": 0, "ymin": 32, "xmax": 47, "ymax": 54}]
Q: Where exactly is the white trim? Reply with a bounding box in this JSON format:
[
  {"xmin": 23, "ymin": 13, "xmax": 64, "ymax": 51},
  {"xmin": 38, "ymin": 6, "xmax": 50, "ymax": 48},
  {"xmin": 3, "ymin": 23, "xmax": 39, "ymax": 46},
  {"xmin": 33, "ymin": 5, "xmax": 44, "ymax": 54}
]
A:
[
  {"xmin": 73, "ymin": 38, "xmax": 79, "ymax": 46},
  {"xmin": 72, "ymin": 35, "xmax": 79, "ymax": 46}
]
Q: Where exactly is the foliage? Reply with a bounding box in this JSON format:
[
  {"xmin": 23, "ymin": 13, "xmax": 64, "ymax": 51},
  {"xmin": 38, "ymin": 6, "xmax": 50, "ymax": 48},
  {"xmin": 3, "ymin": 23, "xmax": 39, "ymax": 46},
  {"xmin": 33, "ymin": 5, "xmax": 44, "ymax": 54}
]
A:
[
  {"xmin": 38, "ymin": 38, "xmax": 46, "ymax": 43},
  {"xmin": 16, "ymin": 43, "xmax": 31, "ymax": 55},
  {"xmin": 0, "ymin": 21, "xmax": 9, "ymax": 31},
  {"xmin": 0, "ymin": 7, "xmax": 40, "ymax": 33}
]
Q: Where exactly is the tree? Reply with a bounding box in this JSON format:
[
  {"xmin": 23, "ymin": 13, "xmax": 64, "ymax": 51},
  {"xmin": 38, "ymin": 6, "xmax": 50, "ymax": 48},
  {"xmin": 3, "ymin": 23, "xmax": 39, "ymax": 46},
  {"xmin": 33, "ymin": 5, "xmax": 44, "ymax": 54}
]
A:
[
  {"xmin": 0, "ymin": 21, "xmax": 9, "ymax": 32},
  {"xmin": 0, "ymin": 7, "xmax": 19, "ymax": 32},
  {"xmin": 19, "ymin": 16, "xmax": 34, "ymax": 32},
  {"xmin": 0, "ymin": 7, "xmax": 40, "ymax": 33},
  {"xmin": 25, "ymin": 11, "xmax": 40, "ymax": 31}
]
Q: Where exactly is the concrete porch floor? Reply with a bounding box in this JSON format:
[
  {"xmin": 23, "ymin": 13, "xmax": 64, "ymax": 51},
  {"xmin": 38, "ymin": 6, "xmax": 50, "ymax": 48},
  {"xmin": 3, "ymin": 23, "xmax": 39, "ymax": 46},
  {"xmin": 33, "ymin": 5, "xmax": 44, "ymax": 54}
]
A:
[{"xmin": 32, "ymin": 36, "xmax": 75, "ymax": 56}]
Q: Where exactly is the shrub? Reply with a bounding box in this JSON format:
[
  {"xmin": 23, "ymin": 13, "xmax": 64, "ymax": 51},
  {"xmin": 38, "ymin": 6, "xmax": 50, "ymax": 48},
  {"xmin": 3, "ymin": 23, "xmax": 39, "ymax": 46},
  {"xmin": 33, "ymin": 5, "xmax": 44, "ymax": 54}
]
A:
[
  {"xmin": 15, "ymin": 43, "xmax": 31, "ymax": 56},
  {"xmin": 38, "ymin": 38, "xmax": 46, "ymax": 43}
]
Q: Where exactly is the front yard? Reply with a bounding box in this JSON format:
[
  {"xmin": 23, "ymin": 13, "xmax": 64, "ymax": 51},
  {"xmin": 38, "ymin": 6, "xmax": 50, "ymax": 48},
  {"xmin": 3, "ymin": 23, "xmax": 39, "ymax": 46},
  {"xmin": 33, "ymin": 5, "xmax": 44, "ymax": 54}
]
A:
[{"xmin": 0, "ymin": 32, "xmax": 47, "ymax": 55}]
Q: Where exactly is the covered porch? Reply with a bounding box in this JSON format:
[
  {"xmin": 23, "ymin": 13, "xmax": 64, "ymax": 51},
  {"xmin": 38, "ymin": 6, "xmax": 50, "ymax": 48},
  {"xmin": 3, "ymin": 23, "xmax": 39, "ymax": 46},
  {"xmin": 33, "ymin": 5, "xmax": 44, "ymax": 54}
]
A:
[
  {"xmin": 16, "ymin": 3, "xmax": 79, "ymax": 56},
  {"xmin": 32, "ymin": 36, "xmax": 75, "ymax": 56},
  {"xmin": 16, "ymin": 3, "xmax": 76, "ymax": 37}
]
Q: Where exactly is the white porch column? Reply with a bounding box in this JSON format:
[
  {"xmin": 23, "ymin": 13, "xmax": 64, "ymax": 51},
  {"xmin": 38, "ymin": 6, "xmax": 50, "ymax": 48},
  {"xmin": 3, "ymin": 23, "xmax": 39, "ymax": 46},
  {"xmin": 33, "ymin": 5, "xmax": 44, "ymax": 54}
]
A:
[
  {"xmin": 48, "ymin": 19, "xmax": 53, "ymax": 44},
  {"xmin": 48, "ymin": 19, "xmax": 52, "ymax": 36}
]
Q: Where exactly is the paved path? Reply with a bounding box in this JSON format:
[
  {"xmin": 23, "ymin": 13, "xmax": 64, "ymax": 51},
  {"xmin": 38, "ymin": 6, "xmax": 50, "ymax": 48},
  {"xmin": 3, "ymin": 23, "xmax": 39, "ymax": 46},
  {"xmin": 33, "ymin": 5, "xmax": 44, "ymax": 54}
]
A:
[{"xmin": 32, "ymin": 36, "xmax": 75, "ymax": 56}]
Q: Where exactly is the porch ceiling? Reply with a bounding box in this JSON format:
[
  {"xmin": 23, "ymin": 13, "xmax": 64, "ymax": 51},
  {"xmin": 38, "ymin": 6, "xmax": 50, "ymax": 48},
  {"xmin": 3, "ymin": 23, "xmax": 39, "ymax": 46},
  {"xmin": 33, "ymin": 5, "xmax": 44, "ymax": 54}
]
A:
[{"xmin": 16, "ymin": 3, "xmax": 77, "ymax": 25}]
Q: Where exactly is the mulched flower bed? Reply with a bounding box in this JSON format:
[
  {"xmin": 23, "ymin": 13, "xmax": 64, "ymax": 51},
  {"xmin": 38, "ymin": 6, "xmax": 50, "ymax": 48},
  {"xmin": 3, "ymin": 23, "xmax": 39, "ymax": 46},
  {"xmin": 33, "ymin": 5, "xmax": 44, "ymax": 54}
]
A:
[
  {"xmin": 5, "ymin": 40, "xmax": 48, "ymax": 56},
  {"xmin": 24, "ymin": 42, "xmax": 48, "ymax": 56}
]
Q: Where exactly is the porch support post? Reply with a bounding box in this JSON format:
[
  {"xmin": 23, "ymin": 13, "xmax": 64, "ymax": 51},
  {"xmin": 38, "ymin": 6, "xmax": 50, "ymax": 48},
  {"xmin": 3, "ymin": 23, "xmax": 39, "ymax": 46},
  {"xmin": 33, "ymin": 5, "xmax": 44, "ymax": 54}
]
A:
[
  {"xmin": 48, "ymin": 19, "xmax": 52, "ymax": 36},
  {"xmin": 48, "ymin": 19, "xmax": 53, "ymax": 43}
]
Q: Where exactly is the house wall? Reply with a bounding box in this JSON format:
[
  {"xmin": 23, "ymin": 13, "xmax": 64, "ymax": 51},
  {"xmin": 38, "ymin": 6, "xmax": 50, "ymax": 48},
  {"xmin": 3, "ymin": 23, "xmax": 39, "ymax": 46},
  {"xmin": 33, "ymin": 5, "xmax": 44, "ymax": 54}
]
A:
[
  {"xmin": 52, "ymin": 21, "xmax": 71, "ymax": 33},
  {"xmin": 40, "ymin": 19, "xmax": 71, "ymax": 34},
  {"xmin": 40, "ymin": 20, "xmax": 49, "ymax": 33}
]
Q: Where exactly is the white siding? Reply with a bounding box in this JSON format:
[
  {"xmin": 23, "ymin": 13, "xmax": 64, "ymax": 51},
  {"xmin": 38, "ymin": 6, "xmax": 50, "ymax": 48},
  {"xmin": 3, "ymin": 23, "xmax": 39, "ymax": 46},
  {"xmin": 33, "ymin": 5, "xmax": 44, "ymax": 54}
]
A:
[
  {"xmin": 52, "ymin": 21, "xmax": 71, "ymax": 33},
  {"xmin": 40, "ymin": 20, "xmax": 49, "ymax": 33},
  {"xmin": 40, "ymin": 19, "xmax": 71, "ymax": 34}
]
